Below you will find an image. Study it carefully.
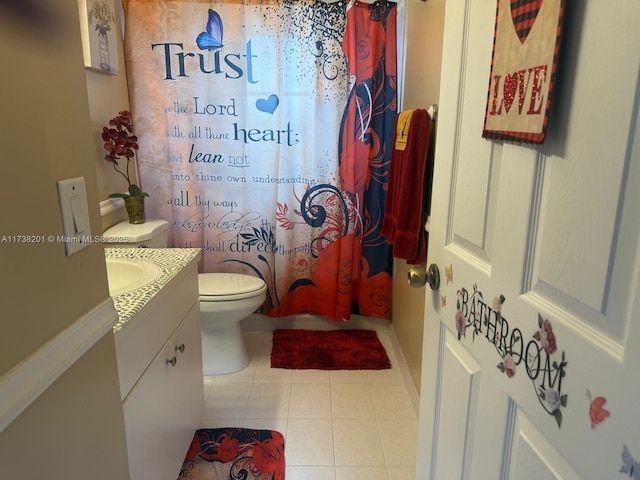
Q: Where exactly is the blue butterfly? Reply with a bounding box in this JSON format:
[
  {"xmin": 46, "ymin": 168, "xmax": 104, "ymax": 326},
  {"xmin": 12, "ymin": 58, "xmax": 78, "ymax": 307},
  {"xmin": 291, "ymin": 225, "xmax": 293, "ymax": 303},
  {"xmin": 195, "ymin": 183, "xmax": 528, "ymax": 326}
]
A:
[
  {"xmin": 620, "ymin": 445, "xmax": 640, "ymax": 480},
  {"xmin": 196, "ymin": 9, "xmax": 223, "ymax": 51}
]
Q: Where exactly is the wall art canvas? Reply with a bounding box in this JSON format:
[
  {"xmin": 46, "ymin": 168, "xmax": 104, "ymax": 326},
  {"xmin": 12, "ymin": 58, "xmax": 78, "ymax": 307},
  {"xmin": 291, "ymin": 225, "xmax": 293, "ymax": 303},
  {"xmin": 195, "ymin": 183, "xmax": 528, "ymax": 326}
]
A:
[
  {"xmin": 79, "ymin": 0, "xmax": 119, "ymax": 74},
  {"xmin": 482, "ymin": 0, "xmax": 565, "ymax": 143}
]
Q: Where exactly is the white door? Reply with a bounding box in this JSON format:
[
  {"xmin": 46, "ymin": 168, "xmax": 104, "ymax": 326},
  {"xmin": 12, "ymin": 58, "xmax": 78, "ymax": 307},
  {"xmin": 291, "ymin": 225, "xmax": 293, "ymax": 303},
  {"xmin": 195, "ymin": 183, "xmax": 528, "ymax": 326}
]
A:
[{"xmin": 416, "ymin": 1, "xmax": 640, "ymax": 479}]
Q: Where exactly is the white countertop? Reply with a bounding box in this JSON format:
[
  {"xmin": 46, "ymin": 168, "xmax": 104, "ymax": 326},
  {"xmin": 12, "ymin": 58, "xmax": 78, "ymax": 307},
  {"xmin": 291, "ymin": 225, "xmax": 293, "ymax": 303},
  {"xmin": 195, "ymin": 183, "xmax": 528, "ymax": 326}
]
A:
[{"xmin": 105, "ymin": 247, "xmax": 201, "ymax": 332}]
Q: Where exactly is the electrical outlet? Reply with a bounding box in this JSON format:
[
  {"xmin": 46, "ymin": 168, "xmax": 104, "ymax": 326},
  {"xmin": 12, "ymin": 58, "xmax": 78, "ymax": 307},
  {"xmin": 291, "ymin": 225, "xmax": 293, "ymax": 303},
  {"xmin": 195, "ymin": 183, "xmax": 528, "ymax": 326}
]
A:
[{"xmin": 56, "ymin": 177, "xmax": 91, "ymax": 256}]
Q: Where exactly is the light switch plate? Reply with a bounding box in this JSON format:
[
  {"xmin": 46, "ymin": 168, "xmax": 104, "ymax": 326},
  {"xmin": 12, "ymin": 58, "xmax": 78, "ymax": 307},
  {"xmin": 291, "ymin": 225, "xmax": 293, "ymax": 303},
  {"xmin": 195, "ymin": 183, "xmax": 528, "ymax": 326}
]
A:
[{"xmin": 57, "ymin": 177, "xmax": 91, "ymax": 256}]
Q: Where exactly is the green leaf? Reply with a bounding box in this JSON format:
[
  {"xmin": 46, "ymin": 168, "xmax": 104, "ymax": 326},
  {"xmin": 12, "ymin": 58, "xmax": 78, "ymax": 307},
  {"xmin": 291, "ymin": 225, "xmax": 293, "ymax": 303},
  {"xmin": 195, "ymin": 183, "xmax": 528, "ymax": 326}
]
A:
[
  {"xmin": 538, "ymin": 313, "xmax": 543, "ymax": 328},
  {"xmin": 128, "ymin": 184, "xmax": 142, "ymax": 196},
  {"xmin": 126, "ymin": 184, "xmax": 148, "ymax": 197},
  {"xmin": 108, "ymin": 192, "xmax": 131, "ymax": 198},
  {"xmin": 554, "ymin": 409, "xmax": 563, "ymax": 428}
]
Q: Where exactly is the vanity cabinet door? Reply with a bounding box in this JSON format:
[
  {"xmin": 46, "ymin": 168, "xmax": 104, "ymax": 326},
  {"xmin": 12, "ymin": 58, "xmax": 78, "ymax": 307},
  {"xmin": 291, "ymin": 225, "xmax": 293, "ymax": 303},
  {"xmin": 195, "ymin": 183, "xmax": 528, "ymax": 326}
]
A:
[{"xmin": 122, "ymin": 303, "xmax": 204, "ymax": 480}]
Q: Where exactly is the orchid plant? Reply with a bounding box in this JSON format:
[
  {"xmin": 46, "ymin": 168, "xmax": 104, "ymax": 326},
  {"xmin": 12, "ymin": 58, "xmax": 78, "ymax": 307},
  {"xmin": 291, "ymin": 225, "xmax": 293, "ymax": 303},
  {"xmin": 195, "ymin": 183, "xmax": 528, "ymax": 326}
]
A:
[{"xmin": 102, "ymin": 110, "xmax": 148, "ymax": 198}]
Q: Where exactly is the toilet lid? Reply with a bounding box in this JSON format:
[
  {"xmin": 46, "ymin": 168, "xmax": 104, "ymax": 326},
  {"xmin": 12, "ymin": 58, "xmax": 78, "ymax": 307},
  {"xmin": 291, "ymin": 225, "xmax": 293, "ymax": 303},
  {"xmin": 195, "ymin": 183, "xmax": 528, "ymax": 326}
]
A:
[{"xmin": 198, "ymin": 273, "xmax": 266, "ymax": 301}]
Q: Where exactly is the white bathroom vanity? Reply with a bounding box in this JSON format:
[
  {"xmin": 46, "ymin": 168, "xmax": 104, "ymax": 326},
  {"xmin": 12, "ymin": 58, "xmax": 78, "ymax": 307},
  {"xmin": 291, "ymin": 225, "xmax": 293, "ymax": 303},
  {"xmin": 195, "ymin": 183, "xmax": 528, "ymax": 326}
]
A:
[{"xmin": 106, "ymin": 248, "xmax": 203, "ymax": 480}]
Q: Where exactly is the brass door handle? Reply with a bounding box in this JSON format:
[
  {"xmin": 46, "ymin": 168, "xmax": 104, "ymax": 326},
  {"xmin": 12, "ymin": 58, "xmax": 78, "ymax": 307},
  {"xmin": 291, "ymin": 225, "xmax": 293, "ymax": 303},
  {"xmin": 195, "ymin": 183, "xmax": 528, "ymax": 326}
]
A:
[{"xmin": 408, "ymin": 264, "xmax": 440, "ymax": 290}]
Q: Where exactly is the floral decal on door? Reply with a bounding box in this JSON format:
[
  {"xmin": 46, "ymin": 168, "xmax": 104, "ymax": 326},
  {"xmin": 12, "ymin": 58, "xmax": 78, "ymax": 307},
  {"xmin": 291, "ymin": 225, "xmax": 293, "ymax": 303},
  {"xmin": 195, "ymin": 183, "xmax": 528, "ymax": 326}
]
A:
[
  {"xmin": 455, "ymin": 284, "xmax": 569, "ymax": 428},
  {"xmin": 445, "ymin": 264, "xmax": 454, "ymax": 284},
  {"xmin": 586, "ymin": 390, "xmax": 610, "ymax": 429},
  {"xmin": 531, "ymin": 315, "xmax": 568, "ymax": 428}
]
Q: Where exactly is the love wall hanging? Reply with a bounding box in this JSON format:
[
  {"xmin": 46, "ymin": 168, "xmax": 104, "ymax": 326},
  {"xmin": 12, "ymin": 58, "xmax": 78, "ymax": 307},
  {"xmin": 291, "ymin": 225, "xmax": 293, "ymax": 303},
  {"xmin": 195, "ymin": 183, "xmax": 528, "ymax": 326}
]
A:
[{"xmin": 482, "ymin": 0, "xmax": 566, "ymax": 144}]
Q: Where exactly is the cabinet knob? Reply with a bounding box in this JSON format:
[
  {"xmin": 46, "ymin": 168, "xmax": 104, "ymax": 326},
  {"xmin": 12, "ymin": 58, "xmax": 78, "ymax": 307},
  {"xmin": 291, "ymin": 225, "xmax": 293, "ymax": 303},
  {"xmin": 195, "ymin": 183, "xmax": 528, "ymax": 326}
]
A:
[
  {"xmin": 166, "ymin": 356, "xmax": 177, "ymax": 367},
  {"xmin": 175, "ymin": 343, "xmax": 186, "ymax": 354}
]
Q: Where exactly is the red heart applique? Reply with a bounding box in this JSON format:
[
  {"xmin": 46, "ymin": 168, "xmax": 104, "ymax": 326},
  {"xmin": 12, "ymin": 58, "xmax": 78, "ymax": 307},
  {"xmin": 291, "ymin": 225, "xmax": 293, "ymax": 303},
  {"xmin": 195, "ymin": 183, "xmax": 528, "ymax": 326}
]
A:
[
  {"xmin": 503, "ymin": 73, "xmax": 518, "ymax": 113},
  {"xmin": 510, "ymin": 0, "xmax": 544, "ymax": 44}
]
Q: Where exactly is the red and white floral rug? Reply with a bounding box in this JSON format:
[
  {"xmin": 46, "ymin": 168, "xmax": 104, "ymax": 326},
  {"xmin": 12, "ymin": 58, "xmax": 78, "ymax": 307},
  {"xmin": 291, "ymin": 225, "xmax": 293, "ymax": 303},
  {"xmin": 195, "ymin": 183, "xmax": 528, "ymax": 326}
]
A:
[{"xmin": 177, "ymin": 428, "xmax": 285, "ymax": 480}]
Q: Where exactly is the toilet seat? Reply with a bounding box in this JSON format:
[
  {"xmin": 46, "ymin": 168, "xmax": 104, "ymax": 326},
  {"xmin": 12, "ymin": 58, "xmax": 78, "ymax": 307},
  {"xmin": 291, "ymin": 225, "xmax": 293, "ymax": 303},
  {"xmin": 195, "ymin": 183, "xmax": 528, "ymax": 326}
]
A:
[{"xmin": 198, "ymin": 273, "xmax": 267, "ymax": 302}]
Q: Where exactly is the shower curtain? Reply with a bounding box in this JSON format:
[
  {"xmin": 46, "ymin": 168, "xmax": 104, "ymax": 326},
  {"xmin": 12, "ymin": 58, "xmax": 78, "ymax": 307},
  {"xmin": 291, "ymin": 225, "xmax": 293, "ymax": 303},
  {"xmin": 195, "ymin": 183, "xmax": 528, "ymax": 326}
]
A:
[{"xmin": 123, "ymin": 0, "xmax": 397, "ymax": 321}]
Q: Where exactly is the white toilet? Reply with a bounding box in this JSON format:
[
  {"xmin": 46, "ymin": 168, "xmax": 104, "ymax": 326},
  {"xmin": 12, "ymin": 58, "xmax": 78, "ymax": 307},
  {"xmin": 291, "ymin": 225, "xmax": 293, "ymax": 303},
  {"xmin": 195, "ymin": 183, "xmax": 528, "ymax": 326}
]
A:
[
  {"xmin": 103, "ymin": 219, "xmax": 267, "ymax": 375},
  {"xmin": 199, "ymin": 273, "xmax": 267, "ymax": 374}
]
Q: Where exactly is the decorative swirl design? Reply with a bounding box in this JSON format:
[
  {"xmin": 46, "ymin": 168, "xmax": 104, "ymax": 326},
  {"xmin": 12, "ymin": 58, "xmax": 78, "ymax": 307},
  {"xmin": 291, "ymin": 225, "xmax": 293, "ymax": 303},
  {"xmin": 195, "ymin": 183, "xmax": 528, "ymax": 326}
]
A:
[
  {"xmin": 229, "ymin": 456, "xmax": 250, "ymax": 479},
  {"xmin": 300, "ymin": 184, "xmax": 349, "ymax": 236},
  {"xmin": 309, "ymin": 236, "xmax": 332, "ymax": 258},
  {"xmin": 322, "ymin": 52, "xmax": 347, "ymax": 81}
]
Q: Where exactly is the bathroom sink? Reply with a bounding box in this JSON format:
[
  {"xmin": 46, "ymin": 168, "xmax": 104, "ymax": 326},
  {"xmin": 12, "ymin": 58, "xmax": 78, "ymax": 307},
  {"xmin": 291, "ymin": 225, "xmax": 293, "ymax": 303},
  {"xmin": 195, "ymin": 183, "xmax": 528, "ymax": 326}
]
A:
[{"xmin": 105, "ymin": 257, "xmax": 162, "ymax": 296}]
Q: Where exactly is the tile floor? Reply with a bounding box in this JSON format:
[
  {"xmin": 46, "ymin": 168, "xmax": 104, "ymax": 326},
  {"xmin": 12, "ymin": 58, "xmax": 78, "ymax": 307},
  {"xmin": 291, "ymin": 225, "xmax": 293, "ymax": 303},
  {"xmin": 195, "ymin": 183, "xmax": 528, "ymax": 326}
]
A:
[{"xmin": 200, "ymin": 329, "xmax": 419, "ymax": 480}]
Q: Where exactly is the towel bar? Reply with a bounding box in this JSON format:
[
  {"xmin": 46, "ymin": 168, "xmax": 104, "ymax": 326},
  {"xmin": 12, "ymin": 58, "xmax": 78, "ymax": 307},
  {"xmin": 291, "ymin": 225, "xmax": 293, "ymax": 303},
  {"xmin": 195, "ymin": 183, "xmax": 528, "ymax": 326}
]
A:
[{"xmin": 427, "ymin": 104, "xmax": 438, "ymax": 122}]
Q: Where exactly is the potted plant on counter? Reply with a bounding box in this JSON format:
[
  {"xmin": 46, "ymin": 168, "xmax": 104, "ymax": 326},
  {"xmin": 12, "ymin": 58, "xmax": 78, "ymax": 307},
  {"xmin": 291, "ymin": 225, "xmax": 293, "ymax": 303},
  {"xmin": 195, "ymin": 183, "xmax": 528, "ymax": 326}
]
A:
[{"xmin": 102, "ymin": 110, "xmax": 149, "ymax": 224}]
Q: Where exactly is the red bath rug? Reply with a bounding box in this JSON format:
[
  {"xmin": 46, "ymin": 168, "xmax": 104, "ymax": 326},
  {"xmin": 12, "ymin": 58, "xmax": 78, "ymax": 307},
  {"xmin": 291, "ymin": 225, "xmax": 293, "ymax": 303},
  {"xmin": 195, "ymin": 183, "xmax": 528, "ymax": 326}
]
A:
[
  {"xmin": 177, "ymin": 428, "xmax": 285, "ymax": 480},
  {"xmin": 271, "ymin": 329, "xmax": 392, "ymax": 370}
]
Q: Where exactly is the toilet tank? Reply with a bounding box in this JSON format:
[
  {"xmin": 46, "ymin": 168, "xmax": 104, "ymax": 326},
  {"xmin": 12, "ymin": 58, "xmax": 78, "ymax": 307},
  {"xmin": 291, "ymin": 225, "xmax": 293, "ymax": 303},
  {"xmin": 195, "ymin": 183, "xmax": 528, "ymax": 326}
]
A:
[{"xmin": 103, "ymin": 219, "xmax": 170, "ymax": 248}]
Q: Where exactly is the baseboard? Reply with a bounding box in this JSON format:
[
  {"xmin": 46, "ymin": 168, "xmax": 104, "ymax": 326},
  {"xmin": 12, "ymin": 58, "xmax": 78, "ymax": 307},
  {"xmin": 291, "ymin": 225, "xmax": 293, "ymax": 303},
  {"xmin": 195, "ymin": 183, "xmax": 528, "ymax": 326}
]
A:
[
  {"xmin": 0, "ymin": 298, "xmax": 119, "ymax": 433},
  {"xmin": 387, "ymin": 325, "xmax": 421, "ymax": 416}
]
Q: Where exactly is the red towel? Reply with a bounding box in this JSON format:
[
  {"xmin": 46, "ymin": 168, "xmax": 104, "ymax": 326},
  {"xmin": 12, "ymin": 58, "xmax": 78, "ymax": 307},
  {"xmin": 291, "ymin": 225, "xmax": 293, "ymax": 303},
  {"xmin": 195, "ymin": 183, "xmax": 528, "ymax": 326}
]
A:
[{"xmin": 382, "ymin": 109, "xmax": 431, "ymax": 264}]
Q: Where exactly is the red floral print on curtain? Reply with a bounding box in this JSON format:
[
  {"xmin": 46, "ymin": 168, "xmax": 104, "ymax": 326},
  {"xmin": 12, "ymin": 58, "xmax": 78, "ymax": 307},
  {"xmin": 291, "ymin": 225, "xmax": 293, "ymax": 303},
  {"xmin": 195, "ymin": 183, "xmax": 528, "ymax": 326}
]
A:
[
  {"xmin": 341, "ymin": 0, "xmax": 397, "ymax": 318},
  {"xmin": 271, "ymin": 0, "xmax": 397, "ymax": 320}
]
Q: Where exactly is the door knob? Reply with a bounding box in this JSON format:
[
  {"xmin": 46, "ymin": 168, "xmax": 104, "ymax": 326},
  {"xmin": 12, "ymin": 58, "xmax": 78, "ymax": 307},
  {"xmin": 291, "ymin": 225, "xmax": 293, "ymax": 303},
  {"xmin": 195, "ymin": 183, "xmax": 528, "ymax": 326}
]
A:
[{"xmin": 408, "ymin": 264, "xmax": 440, "ymax": 290}]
